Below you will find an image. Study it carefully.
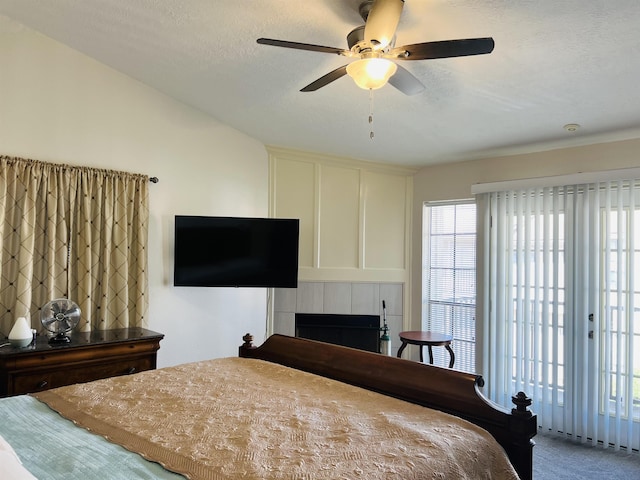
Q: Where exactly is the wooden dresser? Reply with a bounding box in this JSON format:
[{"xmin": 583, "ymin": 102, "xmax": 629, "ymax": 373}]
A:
[{"xmin": 0, "ymin": 327, "xmax": 164, "ymax": 397}]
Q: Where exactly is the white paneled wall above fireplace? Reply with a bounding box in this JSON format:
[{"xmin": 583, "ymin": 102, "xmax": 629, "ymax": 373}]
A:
[{"xmin": 268, "ymin": 147, "xmax": 416, "ymax": 331}]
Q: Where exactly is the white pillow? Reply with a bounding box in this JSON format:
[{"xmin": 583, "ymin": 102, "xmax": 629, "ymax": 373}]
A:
[{"xmin": 0, "ymin": 434, "xmax": 38, "ymax": 479}]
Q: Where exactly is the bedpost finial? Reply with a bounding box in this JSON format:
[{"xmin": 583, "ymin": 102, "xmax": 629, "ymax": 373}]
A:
[
  {"xmin": 511, "ymin": 391, "xmax": 533, "ymax": 417},
  {"xmin": 242, "ymin": 333, "xmax": 254, "ymax": 348}
]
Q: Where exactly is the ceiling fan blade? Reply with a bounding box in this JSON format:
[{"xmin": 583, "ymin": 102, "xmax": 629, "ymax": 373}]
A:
[
  {"xmin": 364, "ymin": 0, "xmax": 404, "ymax": 49},
  {"xmin": 257, "ymin": 38, "xmax": 347, "ymax": 55},
  {"xmin": 388, "ymin": 64, "xmax": 425, "ymax": 95},
  {"xmin": 391, "ymin": 37, "xmax": 495, "ymax": 60},
  {"xmin": 300, "ymin": 65, "xmax": 349, "ymax": 92}
]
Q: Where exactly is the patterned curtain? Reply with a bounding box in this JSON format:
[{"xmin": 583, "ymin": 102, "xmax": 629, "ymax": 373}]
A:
[{"xmin": 0, "ymin": 156, "xmax": 149, "ymax": 336}]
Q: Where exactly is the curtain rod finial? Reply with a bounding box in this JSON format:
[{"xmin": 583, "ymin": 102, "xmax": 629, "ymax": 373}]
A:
[{"xmin": 149, "ymin": 177, "xmax": 159, "ymax": 183}]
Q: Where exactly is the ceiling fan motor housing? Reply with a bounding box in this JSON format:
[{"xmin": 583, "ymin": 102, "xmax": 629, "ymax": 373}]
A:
[
  {"xmin": 358, "ymin": 1, "xmax": 374, "ymax": 22},
  {"xmin": 347, "ymin": 25, "xmax": 365, "ymax": 50}
]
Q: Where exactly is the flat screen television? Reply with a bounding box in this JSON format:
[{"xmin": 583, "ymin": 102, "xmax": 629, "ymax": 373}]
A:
[{"xmin": 174, "ymin": 215, "xmax": 299, "ymax": 288}]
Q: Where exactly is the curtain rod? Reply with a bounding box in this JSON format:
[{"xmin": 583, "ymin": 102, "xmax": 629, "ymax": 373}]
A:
[{"xmin": 149, "ymin": 177, "xmax": 159, "ymax": 183}]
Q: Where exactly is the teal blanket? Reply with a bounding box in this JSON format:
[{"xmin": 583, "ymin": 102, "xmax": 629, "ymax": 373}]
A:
[{"xmin": 0, "ymin": 395, "xmax": 185, "ymax": 480}]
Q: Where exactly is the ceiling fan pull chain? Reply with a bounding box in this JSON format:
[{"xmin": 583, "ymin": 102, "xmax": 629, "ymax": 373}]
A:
[{"xmin": 369, "ymin": 88, "xmax": 374, "ymax": 140}]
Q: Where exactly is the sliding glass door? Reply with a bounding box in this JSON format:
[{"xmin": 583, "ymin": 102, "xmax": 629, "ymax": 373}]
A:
[
  {"xmin": 592, "ymin": 193, "xmax": 640, "ymax": 450},
  {"xmin": 480, "ymin": 180, "xmax": 639, "ymax": 451}
]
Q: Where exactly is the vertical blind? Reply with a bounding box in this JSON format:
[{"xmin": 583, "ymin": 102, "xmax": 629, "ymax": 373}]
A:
[{"xmin": 480, "ymin": 180, "xmax": 639, "ymax": 452}]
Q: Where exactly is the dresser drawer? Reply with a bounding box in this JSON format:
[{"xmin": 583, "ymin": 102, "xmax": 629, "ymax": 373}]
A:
[
  {"xmin": 11, "ymin": 372, "xmax": 53, "ymax": 395},
  {"xmin": 10, "ymin": 356, "xmax": 154, "ymax": 396}
]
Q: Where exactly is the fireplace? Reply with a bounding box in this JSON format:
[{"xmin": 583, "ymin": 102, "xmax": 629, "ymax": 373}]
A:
[{"xmin": 295, "ymin": 313, "xmax": 381, "ymax": 353}]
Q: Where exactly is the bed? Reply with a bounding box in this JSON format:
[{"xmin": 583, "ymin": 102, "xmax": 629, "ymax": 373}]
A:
[{"xmin": 0, "ymin": 333, "xmax": 536, "ymax": 480}]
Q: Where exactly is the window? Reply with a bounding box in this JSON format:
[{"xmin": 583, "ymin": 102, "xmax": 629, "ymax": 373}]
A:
[{"xmin": 422, "ymin": 202, "xmax": 476, "ymax": 372}]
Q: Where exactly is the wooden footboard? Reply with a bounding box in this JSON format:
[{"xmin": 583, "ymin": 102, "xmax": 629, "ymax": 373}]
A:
[{"xmin": 239, "ymin": 333, "xmax": 537, "ymax": 480}]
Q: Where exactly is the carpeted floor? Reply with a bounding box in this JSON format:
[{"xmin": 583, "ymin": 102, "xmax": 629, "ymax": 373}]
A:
[{"xmin": 533, "ymin": 432, "xmax": 640, "ymax": 479}]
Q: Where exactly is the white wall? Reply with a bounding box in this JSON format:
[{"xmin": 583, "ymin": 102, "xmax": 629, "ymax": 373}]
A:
[
  {"xmin": 410, "ymin": 138, "xmax": 640, "ymax": 331},
  {"xmin": 0, "ymin": 16, "xmax": 270, "ymax": 367}
]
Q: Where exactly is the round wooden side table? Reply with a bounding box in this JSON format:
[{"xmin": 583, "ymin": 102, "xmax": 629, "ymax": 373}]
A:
[{"xmin": 396, "ymin": 331, "xmax": 455, "ymax": 368}]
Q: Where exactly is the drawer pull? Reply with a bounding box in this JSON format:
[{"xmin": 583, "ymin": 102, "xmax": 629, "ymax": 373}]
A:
[
  {"xmin": 37, "ymin": 380, "xmax": 48, "ymax": 389},
  {"xmin": 127, "ymin": 367, "xmax": 137, "ymax": 374}
]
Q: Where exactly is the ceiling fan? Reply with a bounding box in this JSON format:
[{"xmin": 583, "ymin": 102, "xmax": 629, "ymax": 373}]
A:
[{"xmin": 257, "ymin": 0, "xmax": 494, "ymax": 95}]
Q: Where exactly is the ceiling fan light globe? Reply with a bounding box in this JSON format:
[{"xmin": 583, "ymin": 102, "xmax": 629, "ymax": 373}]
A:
[{"xmin": 347, "ymin": 58, "xmax": 397, "ymax": 90}]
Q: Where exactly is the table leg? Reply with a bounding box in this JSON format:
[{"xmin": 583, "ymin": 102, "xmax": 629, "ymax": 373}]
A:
[
  {"xmin": 428, "ymin": 345, "xmax": 434, "ymax": 364},
  {"xmin": 445, "ymin": 344, "xmax": 455, "ymax": 368},
  {"xmin": 397, "ymin": 341, "xmax": 408, "ymax": 358}
]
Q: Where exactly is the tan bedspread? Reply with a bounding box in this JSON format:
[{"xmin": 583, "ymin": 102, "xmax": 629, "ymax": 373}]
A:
[{"xmin": 34, "ymin": 358, "xmax": 519, "ymax": 480}]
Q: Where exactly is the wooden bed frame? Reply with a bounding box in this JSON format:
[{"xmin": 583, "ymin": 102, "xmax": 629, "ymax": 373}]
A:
[{"xmin": 239, "ymin": 333, "xmax": 537, "ymax": 480}]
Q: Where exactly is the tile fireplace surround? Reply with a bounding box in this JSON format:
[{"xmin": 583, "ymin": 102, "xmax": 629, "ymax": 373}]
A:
[{"xmin": 273, "ymin": 281, "xmax": 404, "ymax": 356}]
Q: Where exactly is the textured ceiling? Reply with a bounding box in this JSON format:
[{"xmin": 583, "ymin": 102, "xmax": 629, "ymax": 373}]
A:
[{"xmin": 1, "ymin": 0, "xmax": 640, "ymax": 167}]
